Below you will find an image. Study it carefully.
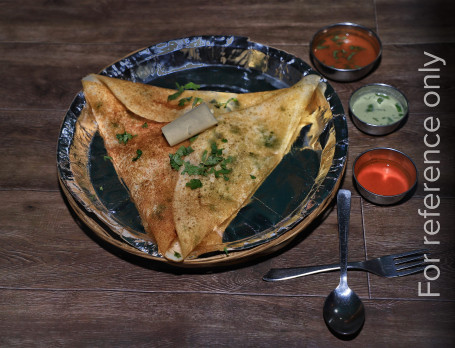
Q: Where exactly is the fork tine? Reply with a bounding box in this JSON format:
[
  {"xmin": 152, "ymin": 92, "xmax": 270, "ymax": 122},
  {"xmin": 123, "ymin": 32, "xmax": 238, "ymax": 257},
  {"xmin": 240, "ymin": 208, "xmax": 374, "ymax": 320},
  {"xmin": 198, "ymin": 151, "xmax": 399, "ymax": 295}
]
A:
[
  {"xmin": 396, "ymin": 265, "xmax": 426, "ymax": 277},
  {"xmin": 394, "ymin": 253, "xmax": 427, "ymax": 265},
  {"xmin": 395, "ymin": 259, "xmax": 426, "ymax": 271},
  {"xmin": 392, "ymin": 248, "xmax": 429, "ymax": 261}
]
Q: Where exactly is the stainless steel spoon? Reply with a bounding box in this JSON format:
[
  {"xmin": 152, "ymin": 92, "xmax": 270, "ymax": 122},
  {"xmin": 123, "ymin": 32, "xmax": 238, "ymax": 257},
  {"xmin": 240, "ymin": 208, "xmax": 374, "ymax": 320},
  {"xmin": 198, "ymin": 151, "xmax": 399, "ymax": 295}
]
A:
[{"xmin": 323, "ymin": 189, "xmax": 365, "ymax": 336}]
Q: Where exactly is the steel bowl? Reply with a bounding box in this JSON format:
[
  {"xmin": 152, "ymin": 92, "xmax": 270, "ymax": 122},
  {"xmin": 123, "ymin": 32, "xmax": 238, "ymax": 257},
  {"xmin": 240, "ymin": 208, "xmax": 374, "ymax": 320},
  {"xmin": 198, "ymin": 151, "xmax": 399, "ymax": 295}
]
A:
[
  {"xmin": 349, "ymin": 83, "xmax": 409, "ymax": 135},
  {"xmin": 310, "ymin": 22, "xmax": 382, "ymax": 82},
  {"xmin": 353, "ymin": 148, "xmax": 417, "ymax": 205}
]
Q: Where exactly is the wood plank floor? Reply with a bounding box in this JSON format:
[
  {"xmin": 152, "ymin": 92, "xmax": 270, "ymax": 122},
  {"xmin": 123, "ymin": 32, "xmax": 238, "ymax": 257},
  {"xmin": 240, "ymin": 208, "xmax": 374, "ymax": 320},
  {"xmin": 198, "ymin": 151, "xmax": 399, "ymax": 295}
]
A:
[{"xmin": 1, "ymin": 0, "xmax": 454, "ymax": 346}]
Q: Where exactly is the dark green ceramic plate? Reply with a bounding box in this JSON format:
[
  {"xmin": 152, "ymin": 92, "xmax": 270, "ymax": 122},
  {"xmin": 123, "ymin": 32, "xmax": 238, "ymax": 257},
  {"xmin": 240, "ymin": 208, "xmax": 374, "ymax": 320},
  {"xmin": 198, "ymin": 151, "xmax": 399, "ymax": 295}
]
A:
[{"xmin": 57, "ymin": 36, "xmax": 348, "ymax": 265}]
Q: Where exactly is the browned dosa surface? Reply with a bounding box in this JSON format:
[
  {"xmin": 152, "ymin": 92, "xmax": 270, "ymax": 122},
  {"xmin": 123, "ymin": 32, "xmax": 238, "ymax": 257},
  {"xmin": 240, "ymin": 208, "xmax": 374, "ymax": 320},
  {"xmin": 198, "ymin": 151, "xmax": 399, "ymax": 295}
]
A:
[{"xmin": 83, "ymin": 78, "xmax": 186, "ymax": 254}]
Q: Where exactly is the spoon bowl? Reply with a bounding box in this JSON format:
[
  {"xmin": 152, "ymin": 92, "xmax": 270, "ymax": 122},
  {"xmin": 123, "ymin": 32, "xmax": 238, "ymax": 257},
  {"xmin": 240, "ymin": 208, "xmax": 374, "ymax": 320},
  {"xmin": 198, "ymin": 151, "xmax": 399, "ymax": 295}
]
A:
[
  {"xmin": 323, "ymin": 284, "xmax": 365, "ymax": 336},
  {"xmin": 323, "ymin": 189, "xmax": 365, "ymax": 336}
]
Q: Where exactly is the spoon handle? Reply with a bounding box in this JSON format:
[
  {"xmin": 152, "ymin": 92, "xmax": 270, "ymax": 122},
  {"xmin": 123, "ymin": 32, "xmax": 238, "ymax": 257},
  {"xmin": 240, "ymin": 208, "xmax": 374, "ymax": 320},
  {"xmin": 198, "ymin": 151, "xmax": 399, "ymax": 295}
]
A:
[{"xmin": 337, "ymin": 189, "xmax": 351, "ymax": 287}]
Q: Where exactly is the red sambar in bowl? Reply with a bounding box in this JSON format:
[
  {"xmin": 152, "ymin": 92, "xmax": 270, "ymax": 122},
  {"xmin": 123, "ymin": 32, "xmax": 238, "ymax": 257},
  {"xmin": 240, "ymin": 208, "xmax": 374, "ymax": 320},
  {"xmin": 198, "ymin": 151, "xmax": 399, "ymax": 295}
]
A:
[{"xmin": 353, "ymin": 148, "xmax": 417, "ymax": 205}]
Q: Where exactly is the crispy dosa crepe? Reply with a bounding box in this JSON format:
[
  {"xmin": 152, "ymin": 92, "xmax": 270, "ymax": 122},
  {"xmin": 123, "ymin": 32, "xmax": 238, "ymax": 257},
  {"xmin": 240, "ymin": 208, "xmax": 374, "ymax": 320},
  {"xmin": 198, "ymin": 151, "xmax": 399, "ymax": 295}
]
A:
[
  {"xmin": 82, "ymin": 74, "xmax": 329, "ymax": 261},
  {"xmin": 169, "ymin": 80, "xmax": 322, "ymax": 260},
  {"xmin": 82, "ymin": 78, "xmax": 183, "ymax": 253},
  {"xmin": 82, "ymin": 75, "xmax": 306, "ymax": 254},
  {"xmin": 190, "ymin": 82, "xmax": 333, "ymax": 255},
  {"xmin": 175, "ymin": 82, "xmax": 332, "ymax": 260}
]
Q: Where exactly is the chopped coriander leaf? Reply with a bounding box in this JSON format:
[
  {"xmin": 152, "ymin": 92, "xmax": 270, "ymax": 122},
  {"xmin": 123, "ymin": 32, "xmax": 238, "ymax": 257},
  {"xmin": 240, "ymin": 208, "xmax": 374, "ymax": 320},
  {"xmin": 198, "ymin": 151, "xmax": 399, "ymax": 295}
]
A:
[
  {"xmin": 186, "ymin": 178, "xmax": 203, "ymax": 190},
  {"xmin": 224, "ymin": 247, "xmax": 229, "ymax": 255},
  {"xmin": 169, "ymin": 145, "xmax": 194, "ymax": 170},
  {"xmin": 167, "ymin": 82, "xmax": 201, "ymax": 101},
  {"xmin": 192, "ymin": 97, "xmax": 204, "ymax": 107},
  {"xmin": 225, "ymin": 97, "xmax": 239, "ymax": 107},
  {"xmin": 222, "ymin": 156, "xmax": 233, "ymax": 164},
  {"xmin": 366, "ymin": 104, "xmax": 374, "ymax": 112},
  {"xmin": 183, "ymin": 82, "xmax": 201, "ymax": 90},
  {"xmin": 220, "ymin": 156, "xmax": 233, "ymax": 170},
  {"xmin": 250, "ymin": 175, "xmax": 256, "ymax": 179},
  {"xmin": 210, "ymin": 97, "xmax": 239, "ymax": 109},
  {"xmin": 178, "ymin": 145, "xmax": 194, "ymax": 157},
  {"xmin": 331, "ymin": 35, "xmax": 347, "ymax": 43},
  {"xmin": 395, "ymin": 103, "xmax": 403, "ymax": 113},
  {"xmin": 203, "ymin": 153, "xmax": 222, "ymax": 166},
  {"xmin": 221, "ymin": 138, "xmax": 228, "ymax": 143},
  {"xmin": 211, "ymin": 141, "xmax": 223, "ymax": 156},
  {"xmin": 167, "ymin": 83, "xmax": 185, "ymax": 101},
  {"xmin": 173, "ymin": 251, "xmax": 182, "ymax": 259},
  {"xmin": 169, "ymin": 140, "xmax": 233, "ymax": 188},
  {"xmin": 217, "ymin": 167, "xmax": 232, "ymax": 175},
  {"xmin": 377, "ymin": 97, "xmax": 384, "ymax": 104},
  {"xmin": 169, "ymin": 153, "xmax": 183, "ymax": 170},
  {"xmin": 103, "ymin": 155, "xmax": 112, "ymax": 161},
  {"xmin": 347, "ymin": 52, "xmax": 356, "ymax": 61},
  {"xmin": 116, "ymin": 131, "xmax": 136, "ymax": 145},
  {"xmin": 209, "ymin": 99, "xmax": 219, "ymax": 107},
  {"xmin": 349, "ymin": 45, "xmax": 366, "ymax": 52},
  {"xmin": 189, "ymin": 135, "xmax": 198, "ymax": 143},
  {"xmin": 178, "ymin": 96, "xmax": 193, "ymax": 107},
  {"xmin": 132, "ymin": 149, "xmax": 143, "ymax": 161},
  {"xmin": 141, "ymin": 122, "xmax": 148, "ymax": 128},
  {"xmin": 181, "ymin": 161, "xmax": 206, "ymax": 176},
  {"xmin": 177, "ymin": 96, "xmax": 204, "ymax": 107}
]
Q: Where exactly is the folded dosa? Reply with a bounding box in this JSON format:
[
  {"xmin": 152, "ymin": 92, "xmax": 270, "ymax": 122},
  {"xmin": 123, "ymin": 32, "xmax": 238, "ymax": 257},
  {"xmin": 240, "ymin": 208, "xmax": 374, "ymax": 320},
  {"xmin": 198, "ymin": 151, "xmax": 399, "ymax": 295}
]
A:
[
  {"xmin": 169, "ymin": 80, "xmax": 323, "ymax": 259},
  {"xmin": 81, "ymin": 74, "xmax": 329, "ymax": 261},
  {"xmin": 185, "ymin": 82, "xmax": 332, "ymax": 256},
  {"xmin": 81, "ymin": 75, "xmax": 280, "ymax": 255}
]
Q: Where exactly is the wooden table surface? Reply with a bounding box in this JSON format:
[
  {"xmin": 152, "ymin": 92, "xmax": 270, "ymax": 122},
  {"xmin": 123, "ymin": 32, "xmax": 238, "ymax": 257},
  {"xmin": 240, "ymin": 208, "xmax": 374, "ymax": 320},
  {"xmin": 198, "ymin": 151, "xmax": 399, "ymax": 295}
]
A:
[{"xmin": 1, "ymin": 1, "xmax": 454, "ymax": 347}]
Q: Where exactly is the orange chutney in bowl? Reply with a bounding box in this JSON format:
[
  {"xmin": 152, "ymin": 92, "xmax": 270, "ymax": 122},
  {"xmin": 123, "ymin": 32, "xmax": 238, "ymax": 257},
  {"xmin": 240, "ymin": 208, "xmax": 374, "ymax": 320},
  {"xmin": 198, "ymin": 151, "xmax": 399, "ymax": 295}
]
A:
[{"xmin": 312, "ymin": 27, "xmax": 380, "ymax": 70}]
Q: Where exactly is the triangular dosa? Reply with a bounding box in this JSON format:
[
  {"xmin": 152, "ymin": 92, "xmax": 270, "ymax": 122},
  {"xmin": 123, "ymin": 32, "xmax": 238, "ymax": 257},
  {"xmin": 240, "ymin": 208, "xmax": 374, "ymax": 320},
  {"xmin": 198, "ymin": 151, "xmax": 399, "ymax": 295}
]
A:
[{"xmin": 169, "ymin": 80, "xmax": 321, "ymax": 259}]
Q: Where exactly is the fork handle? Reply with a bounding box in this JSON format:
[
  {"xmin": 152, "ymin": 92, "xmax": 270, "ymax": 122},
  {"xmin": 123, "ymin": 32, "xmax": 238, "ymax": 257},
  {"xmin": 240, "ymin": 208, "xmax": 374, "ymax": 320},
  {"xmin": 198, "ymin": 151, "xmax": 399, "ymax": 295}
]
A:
[{"xmin": 263, "ymin": 261, "xmax": 364, "ymax": 282}]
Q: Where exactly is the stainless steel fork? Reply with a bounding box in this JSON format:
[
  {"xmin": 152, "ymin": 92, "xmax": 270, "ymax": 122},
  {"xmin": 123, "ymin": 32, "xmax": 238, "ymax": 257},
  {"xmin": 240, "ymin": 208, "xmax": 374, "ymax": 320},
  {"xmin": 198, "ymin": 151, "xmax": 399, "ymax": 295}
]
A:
[{"xmin": 263, "ymin": 249, "xmax": 429, "ymax": 281}]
